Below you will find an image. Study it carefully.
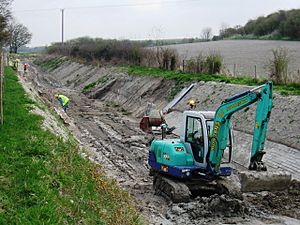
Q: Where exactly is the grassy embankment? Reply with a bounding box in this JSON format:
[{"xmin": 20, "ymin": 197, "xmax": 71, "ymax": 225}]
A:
[
  {"xmin": 0, "ymin": 67, "xmax": 141, "ymax": 224},
  {"xmin": 127, "ymin": 66, "xmax": 300, "ymax": 96}
]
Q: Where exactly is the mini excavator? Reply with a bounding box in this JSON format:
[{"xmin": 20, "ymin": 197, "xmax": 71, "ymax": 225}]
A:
[{"xmin": 141, "ymin": 82, "xmax": 291, "ymax": 202}]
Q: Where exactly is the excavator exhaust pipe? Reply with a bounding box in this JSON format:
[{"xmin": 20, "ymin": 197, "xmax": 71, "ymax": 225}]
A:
[{"xmin": 239, "ymin": 171, "xmax": 292, "ymax": 192}]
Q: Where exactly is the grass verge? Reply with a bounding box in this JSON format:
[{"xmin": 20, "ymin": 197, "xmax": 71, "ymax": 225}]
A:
[
  {"xmin": 127, "ymin": 65, "xmax": 300, "ymax": 96},
  {"xmin": 0, "ymin": 67, "xmax": 141, "ymax": 225}
]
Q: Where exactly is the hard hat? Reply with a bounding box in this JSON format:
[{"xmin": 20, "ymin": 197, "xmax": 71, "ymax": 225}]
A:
[
  {"xmin": 187, "ymin": 99, "xmax": 197, "ymax": 109},
  {"xmin": 188, "ymin": 99, "xmax": 195, "ymax": 105},
  {"xmin": 54, "ymin": 94, "xmax": 59, "ymax": 98}
]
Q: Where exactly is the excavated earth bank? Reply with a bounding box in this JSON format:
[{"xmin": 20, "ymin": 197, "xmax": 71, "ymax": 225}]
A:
[{"xmin": 19, "ymin": 55, "xmax": 300, "ymax": 224}]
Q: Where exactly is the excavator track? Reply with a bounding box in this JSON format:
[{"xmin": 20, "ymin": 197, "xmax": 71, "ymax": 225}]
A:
[
  {"xmin": 153, "ymin": 174, "xmax": 191, "ymax": 203},
  {"xmin": 153, "ymin": 173, "xmax": 232, "ymax": 203}
]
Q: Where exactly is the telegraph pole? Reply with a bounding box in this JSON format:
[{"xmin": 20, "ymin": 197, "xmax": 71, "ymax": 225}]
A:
[{"xmin": 61, "ymin": 9, "xmax": 64, "ymax": 44}]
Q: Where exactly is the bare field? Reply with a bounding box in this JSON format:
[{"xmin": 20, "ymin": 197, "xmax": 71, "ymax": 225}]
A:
[{"xmin": 167, "ymin": 40, "xmax": 300, "ymax": 79}]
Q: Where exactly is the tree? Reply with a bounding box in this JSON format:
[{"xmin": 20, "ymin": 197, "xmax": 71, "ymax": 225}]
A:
[
  {"xmin": 0, "ymin": 0, "xmax": 12, "ymax": 45},
  {"xmin": 279, "ymin": 9, "xmax": 300, "ymax": 39},
  {"xmin": 201, "ymin": 27, "xmax": 212, "ymax": 41},
  {"xmin": 8, "ymin": 21, "xmax": 32, "ymax": 53},
  {"xmin": 219, "ymin": 23, "xmax": 229, "ymax": 37},
  {"xmin": 0, "ymin": 0, "xmax": 11, "ymax": 15}
]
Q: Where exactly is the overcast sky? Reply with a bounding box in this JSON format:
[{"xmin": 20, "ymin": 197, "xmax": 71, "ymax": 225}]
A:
[{"xmin": 11, "ymin": 0, "xmax": 300, "ymax": 47}]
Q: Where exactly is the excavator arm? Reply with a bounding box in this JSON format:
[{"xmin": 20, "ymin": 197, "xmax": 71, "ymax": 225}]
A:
[
  {"xmin": 208, "ymin": 82, "xmax": 273, "ymax": 175},
  {"xmin": 249, "ymin": 82, "xmax": 273, "ymax": 170}
]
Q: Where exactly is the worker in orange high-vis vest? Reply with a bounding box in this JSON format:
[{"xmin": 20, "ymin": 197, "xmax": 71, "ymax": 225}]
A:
[{"xmin": 54, "ymin": 94, "xmax": 69, "ymax": 112}]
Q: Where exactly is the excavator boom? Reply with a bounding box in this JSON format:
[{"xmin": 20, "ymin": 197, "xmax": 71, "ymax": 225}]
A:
[{"xmin": 209, "ymin": 82, "xmax": 273, "ymax": 174}]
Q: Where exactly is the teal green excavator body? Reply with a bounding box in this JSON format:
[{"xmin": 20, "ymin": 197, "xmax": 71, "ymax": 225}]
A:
[{"xmin": 148, "ymin": 82, "xmax": 273, "ymax": 179}]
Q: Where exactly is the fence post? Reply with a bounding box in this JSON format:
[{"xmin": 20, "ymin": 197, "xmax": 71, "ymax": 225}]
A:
[
  {"xmin": 254, "ymin": 65, "xmax": 257, "ymax": 79},
  {"xmin": 233, "ymin": 64, "xmax": 236, "ymax": 76},
  {"xmin": 0, "ymin": 52, "xmax": 3, "ymax": 125},
  {"xmin": 182, "ymin": 60, "xmax": 185, "ymax": 72}
]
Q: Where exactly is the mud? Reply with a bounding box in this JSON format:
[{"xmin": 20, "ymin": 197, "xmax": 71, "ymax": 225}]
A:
[
  {"xmin": 167, "ymin": 186, "xmax": 300, "ymax": 225},
  {"xmin": 167, "ymin": 194, "xmax": 248, "ymax": 224},
  {"xmin": 244, "ymin": 190, "xmax": 300, "ymax": 220},
  {"xmin": 17, "ymin": 56, "xmax": 300, "ymax": 224}
]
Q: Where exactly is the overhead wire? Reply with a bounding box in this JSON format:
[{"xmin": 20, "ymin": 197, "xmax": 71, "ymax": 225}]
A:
[{"xmin": 13, "ymin": 0, "xmax": 201, "ymax": 13}]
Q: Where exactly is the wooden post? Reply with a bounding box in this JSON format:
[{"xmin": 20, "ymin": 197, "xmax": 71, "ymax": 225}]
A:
[
  {"xmin": 254, "ymin": 65, "xmax": 257, "ymax": 79},
  {"xmin": 0, "ymin": 53, "xmax": 3, "ymax": 125},
  {"xmin": 233, "ymin": 64, "xmax": 236, "ymax": 76},
  {"xmin": 182, "ymin": 60, "xmax": 185, "ymax": 72}
]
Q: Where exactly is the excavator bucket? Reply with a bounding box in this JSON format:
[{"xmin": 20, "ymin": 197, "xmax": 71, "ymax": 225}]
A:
[{"xmin": 239, "ymin": 171, "xmax": 292, "ymax": 192}]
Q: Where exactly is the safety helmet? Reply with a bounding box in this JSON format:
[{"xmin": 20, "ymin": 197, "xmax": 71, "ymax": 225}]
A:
[
  {"xmin": 187, "ymin": 99, "xmax": 196, "ymax": 107},
  {"xmin": 54, "ymin": 94, "xmax": 59, "ymax": 98}
]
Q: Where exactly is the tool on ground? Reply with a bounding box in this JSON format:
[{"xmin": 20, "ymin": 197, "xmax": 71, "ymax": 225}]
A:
[
  {"xmin": 143, "ymin": 82, "xmax": 291, "ymax": 202},
  {"xmin": 140, "ymin": 83, "xmax": 196, "ymax": 134}
]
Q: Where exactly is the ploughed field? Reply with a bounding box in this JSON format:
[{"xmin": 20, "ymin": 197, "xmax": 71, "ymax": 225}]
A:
[{"xmin": 166, "ymin": 40, "xmax": 300, "ymax": 79}]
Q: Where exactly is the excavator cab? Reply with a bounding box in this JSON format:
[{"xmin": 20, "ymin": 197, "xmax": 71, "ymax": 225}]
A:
[
  {"xmin": 180, "ymin": 111, "xmax": 209, "ymax": 168},
  {"xmin": 185, "ymin": 116, "xmax": 205, "ymax": 163},
  {"xmin": 180, "ymin": 111, "xmax": 233, "ymax": 169}
]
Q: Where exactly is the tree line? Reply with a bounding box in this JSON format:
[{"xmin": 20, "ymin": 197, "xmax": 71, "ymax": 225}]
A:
[
  {"xmin": 0, "ymin": 0, "xmax": 32, "ymax": 53},
  {"xmin": 47, "ymin": 36, "xmax": 225, "ymax": 76},
  {"xmin": 48, "ymin": 37, "xmax": 146, "ymax": 65},
  {"xmin": 216, "ymin": 9, "xmax": 300, "ymax": 40}
]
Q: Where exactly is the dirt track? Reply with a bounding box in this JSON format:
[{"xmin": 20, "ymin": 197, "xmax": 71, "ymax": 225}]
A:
[{"xmin": 18, "ymin": 57, "xmax": 300, "ymax": 225}]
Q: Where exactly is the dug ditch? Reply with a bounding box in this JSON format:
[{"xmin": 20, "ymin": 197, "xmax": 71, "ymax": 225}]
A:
[{"xmin": 19, "ymin": 56, "xmax": 300, "ymax": 224}]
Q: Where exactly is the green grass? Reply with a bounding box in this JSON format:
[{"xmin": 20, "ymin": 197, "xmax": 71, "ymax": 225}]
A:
[
  {"xmin": 82, "ymin": 77, "xmax": 109, "ymax": 93},
  {"xmin": 82, "ymin": 81, "xmax": 97, "ymax": 93},
  {"xmin": 33, "ymin": 57, "xmax": 68, "ymax": 72},
  {"xmin": 0, "ymin": 67, "xmax": 141, "ymax": 225},
  {"xmin": 167, "ymin": 81, "xmax": 185, "ymax": 100},
  {"xmin": 127, "ymin": 65, "xmax": 300, "ymax": 96}
]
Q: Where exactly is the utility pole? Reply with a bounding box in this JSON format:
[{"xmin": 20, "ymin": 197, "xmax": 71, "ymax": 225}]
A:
[{"xmin": 61, "ymin": 9, "xmax": 64, "ymax": 44}]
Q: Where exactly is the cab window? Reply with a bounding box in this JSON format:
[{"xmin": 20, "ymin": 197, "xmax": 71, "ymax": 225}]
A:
[{"xmin": 185, "ymin": 116, "xmax": 204, "ymax": 163}]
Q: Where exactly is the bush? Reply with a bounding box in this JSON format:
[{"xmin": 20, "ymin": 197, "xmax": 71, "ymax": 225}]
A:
[
  {"xmin": 268, "ymin": 47, "xmax": 289, "ymax": 84},
  {"xmin": 152, "ymin": 47, "xmax": 179, "ymax": 71},
  {"xmin": 205, "ymin": 51, "xmax": 223, "ymax": 74},
  {"xmin": 185, "ymin": 53, "xmax": 206, "ymax": 74},
  {"xmin": 184, "ymin": 52, "xmax": 223, "ymax": 75}
]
